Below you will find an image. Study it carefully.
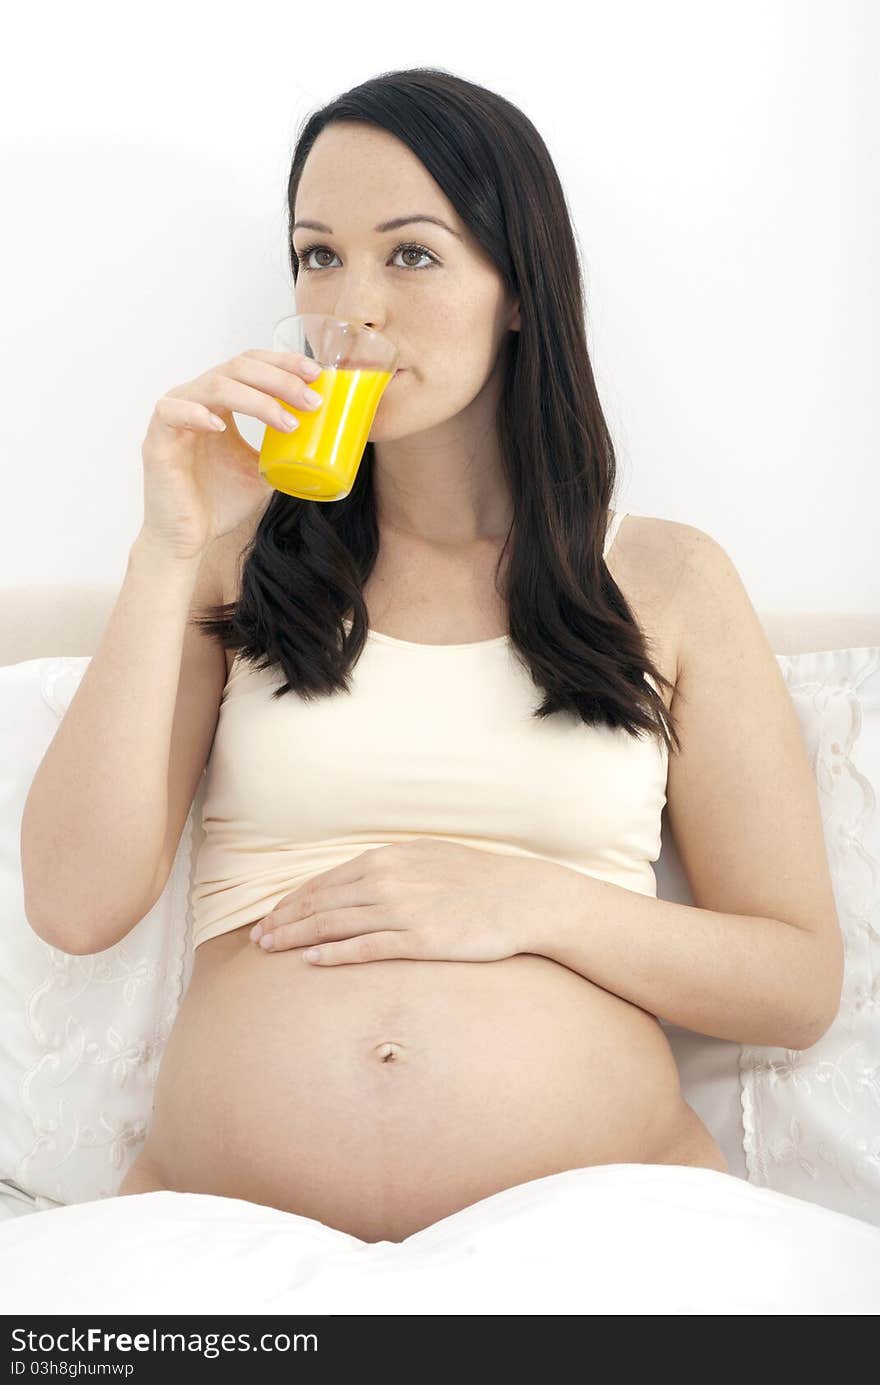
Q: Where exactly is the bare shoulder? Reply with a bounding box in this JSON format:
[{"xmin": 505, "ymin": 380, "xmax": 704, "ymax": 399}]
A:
[
  {"xmin": 659, "ymin": 520, "xmax": 760, "ymax": 658},
  {"xmin": 613, "ymin": 514, "xmax": 696, "ymax": 586},
  {"xmin": 611, "ymin": 515, "xmax": 699, "ymax": 687}
]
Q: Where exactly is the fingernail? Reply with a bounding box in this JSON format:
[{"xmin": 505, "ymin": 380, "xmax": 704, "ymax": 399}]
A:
[
  {"xmin": 249, "ymin": 924, "xmax": 262, "ymax": 942},
  {"xmin": 302, "ymin": 359, "xmax": 322, "ymax": 379},
  {"xmin": 259, "ymin": 934, "xmax": 274, "ymax": 950}
]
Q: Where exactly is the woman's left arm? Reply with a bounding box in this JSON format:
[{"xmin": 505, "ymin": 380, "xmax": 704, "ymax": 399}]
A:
[
  {"xmin": 533, "ymin": 526, "xmax": 843, "ymax": 1052},
  {"xmin": 528, "ymin": 868, "xmax": 837, "ymax": 1050}
]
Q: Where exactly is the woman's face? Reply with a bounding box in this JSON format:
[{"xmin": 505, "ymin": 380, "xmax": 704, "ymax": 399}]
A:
[{"xmin": 291, "ymin": 121, "xmax": 520, "ymax": 443}]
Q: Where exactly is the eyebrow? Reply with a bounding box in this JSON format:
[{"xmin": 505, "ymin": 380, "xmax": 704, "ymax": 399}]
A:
[{"xmin": 292, "ymin": 214, "xmax": 462, "ymax": 240}]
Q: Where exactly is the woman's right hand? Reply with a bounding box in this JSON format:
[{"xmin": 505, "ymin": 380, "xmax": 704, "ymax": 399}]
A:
[{"xmin": 138, "ymin": 349, "xmax": 324, "ymax": 561}]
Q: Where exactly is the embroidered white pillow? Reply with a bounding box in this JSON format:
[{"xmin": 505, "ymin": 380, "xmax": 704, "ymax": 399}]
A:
[
  {"xmin": 738, "ymin": 647, "xmax": 880, "ymax": 1224},
  {"xmin": 0, "ymin": 657, "xmax": 196, "ymax": 1212},
  {"xmin": 658, "ymin": 646, "xmax": 880, "ymax": 1227}
]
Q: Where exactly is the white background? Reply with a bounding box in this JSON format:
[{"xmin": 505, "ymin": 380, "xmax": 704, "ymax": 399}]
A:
[{"xmin": 2, "ymin": 0, "xmax": 876, "ymax": 610}]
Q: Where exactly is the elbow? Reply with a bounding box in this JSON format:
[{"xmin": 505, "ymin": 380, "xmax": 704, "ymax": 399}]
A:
[
  {"xmin": 804, "ymin": 998, "xmax": 843, "ymax": 1050},
  {"xmin": 788, "ymin": 1018, "xmax": 831, "ymax": 1052},
  {"xmin": 787, "ymin": 984, "xmax": 844, "ymax": 1052},
  {"xmin": 785, "ymin": 928, "xmax": 845, "ymax": 1051},
  {"xmin": 25, "ymin": 924, "xmax": 98, "ymax": 957},
  {"xmin": 24, "ymin": 905, "xmax": 119, "ymax": 957}
]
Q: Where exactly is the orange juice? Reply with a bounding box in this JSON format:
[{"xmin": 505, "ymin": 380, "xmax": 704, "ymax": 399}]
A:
[{"xmin": 259, "ymin": 366, "xmax": 393, "ymax": 500}]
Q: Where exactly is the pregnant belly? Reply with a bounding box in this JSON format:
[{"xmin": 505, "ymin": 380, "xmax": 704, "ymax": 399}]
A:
[{"xmin": 133, "ymin": 925, "xmax": 725, "ymax": 1243}]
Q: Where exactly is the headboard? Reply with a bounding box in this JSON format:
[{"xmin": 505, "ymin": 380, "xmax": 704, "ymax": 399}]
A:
[{"xmin": 2, "ymin": 585, "xmax": 879, "ymax": 664}]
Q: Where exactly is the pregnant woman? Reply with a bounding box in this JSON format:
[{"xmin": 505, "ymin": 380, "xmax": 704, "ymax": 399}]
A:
[{"xmin": 23, "ymin": 70, "xmax": 843, "ymax": 1246}]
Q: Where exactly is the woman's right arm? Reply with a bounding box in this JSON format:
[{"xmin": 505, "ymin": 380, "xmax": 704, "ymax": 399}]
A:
[
  {"xmin": 20, "ymin": 534, "xmax": 208, "ymax": 953},
  {"xmin": 19, "ymin": 344, "xmax": 325, "ymax": 954}
]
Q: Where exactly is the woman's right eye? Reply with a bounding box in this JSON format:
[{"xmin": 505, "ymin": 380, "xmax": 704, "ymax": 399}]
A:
[{"xmin": 297, "ymin": 246, "xmax": 336, "ymax": 270}]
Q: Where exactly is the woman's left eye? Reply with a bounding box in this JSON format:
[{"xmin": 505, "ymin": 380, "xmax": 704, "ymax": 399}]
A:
[{"xmin": 295, "ymin": 242, "xmax": 438, "ymax": 273}]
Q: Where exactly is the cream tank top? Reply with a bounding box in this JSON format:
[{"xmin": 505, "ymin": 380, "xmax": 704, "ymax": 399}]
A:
[{"xmin": 190, "ymin": 509, "xmax": 668, "ymax": 950}]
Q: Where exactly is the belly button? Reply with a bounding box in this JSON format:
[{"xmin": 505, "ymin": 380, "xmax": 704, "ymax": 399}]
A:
[{"xmin": 373, "ymin": 1041, "xmax": 406, "ymax": 1063}]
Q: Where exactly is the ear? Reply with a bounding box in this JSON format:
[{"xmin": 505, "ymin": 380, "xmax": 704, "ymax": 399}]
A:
[{"xmin": 509, "ymin": 300, "xmax": 521, "ymax": 332}]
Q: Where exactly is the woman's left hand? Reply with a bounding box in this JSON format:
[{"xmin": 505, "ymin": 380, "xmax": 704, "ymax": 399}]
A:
[{"xmin": 248, "ymin": 838, "xmax": 570, "ymax": 965}]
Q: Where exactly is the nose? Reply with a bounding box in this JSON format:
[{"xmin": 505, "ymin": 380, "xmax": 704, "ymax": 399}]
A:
[
  {"xmin": 326, "ymin": 306, "xmax": 385, "ymax": 337},
  {"xmin": 328, "ymin": 311, "xmax": 397, "ymax": 359},
  {"xmin": 327, "ymin": 292, "xmax": 386, "ymax": 336}
]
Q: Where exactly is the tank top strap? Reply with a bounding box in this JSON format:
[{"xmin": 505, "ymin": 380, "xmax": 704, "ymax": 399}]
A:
[{"xmin": 604, "ymin": 509, "xmax": 629, "ymax": 560}]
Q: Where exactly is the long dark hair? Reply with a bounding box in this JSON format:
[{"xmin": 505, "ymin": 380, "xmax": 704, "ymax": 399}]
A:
[{"xmin": 193, "ymin": 66, "xmax": 681, "ymax": 755}]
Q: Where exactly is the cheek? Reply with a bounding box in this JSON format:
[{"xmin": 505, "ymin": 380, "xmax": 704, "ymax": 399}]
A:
[{"xmin": 448, "ymin": 334, "xmax": 508, "ymax": 397}]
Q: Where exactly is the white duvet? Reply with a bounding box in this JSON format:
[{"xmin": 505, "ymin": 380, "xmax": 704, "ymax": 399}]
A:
[{"xmin": 2, "ymin": 1163, "xmax": 879, "ymax": 1315}]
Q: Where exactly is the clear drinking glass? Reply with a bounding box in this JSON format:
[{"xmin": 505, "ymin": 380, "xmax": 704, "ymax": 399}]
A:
[{"xmin": 258, "ymin": 313, "xmax": 400, "ymax": 501}]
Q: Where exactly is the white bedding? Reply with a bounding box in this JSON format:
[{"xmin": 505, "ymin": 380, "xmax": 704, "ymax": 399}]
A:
[{"xmin": 2, "ymin": 1163, "xmax": 879, "ymax": 1315}]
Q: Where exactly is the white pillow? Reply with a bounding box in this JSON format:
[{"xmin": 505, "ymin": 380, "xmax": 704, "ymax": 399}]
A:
[
  {"xmin": 1, "ymin": 649, "xmax": 877, "ymax": 1227},
  {"xmin": 737, "ymin": 647, "xmax": 880, "ymax": 1224},
  {"xmin": 0, "ymin": 658, "xmax": 196, "ymax": 1214},
  {"xmin": 656, "ymin": 646, "xmax": 880, "ymax": 1228}
]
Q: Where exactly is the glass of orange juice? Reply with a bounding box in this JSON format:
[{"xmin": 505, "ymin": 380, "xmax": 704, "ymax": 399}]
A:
[{"xmin": 258, "ymin": 313, "xmax": 399, "ymax": 501}]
